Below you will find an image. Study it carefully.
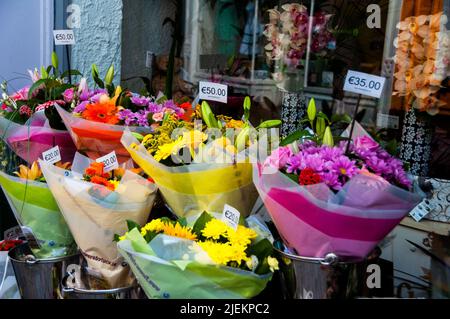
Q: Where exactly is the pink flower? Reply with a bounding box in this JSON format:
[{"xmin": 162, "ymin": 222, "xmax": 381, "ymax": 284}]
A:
[
  {"xmin": 152, "ymin": 112, "xmax": 164, "ymax": 122},
  {"xmin": 35, "ymin": 100, "xmax": 64, "ymax": 112},
  {"xmin": 19, "ymin": 105, "xmax": 32, "ymax": 117},
  {"xmin": 63, "ymin": 88, "xmax": 75, "ymax": 103},
  {"xmin": 265, "ymin": 146, "xmax": 293, "ymax": 170},
  {"xmin": 11, "ymin": 86, "xmax": 30, "ymax": 101},
  {"xmin": 354, "ymin": 136, "xmax": 379, "ymax": 152}
]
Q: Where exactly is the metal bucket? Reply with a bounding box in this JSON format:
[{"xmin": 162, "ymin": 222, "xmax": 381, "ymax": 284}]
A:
[
  {"xmin": 275, "ymin": 244, "xmax": 367, "ymax": 299},
  {"xmin": 8, "ymin": 243, "xmax": 81, "ymax": 299},
  {"xmin": 61, "ymin": 264, "xmax": 145, "ymax": 299}
]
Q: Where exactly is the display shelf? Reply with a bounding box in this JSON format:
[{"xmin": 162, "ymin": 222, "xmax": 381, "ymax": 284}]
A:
[{"xmin": 400, "ymin": 217, "xmax": 450, "ymax": 237}]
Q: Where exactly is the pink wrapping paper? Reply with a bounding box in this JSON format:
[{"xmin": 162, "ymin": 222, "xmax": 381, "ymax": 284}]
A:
[
  {"xmin": 253, "ymin": 164, "xmax": 422, "ymax": 261},
  {"xmin": 0, "ymin": 113, "xmax": 77, "ymax": 164}
]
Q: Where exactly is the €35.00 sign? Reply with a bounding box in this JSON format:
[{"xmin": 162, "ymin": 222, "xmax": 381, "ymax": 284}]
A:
[{"xmin": 344, "ymin": 70, "xmax": 386, "ymax": 99}]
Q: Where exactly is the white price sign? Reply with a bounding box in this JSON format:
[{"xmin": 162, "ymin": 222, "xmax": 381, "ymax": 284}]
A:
[
  {"xmin": 222, "ymin": 204, "xmax": 241, "ymax": 231},
  {"xmin": 376, "ymin": 113, "xmax": 400, "ymax": 129},
  {"xmin": 199, "ymin": 81, "xmax": 228, "ymax": 104},
  {"xmin": 410, "ymin": 199, "xmax": 437, "ymax": 222},
  {"xmin": 344, "ymin": 70, "xmax": 386, "ymax": 98},
  {"xmin": 42, "ymin": 146, "xmax": 61, "ymax": 165},
  {"xmin": 96, "ymin": 151, "xmax": 119, "ymax": 173},
  {"xmin": 53, "ymin": 30, "xmax": 75, "ymax": 45}
]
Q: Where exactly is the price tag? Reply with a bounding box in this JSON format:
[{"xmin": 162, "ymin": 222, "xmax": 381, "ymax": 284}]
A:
[
  {"xmin": 410, "ymin": 199, "xmax": 437, "ymax": 222},
  {"xmin": 96, "ymin": 151, "xmax": 119, "ymax": 173},
  {"xmin": 343, "ymin": 70, "xmax": 386, "ymax": 98},
  {"xmin": 199, "ymin": 81, "xmax": 228, "ymax": 104},
  {"xmin": 222, "ymin": 204, "xmax": 240, "ymax": 231},
  {"xmin": 42, "ymin": 146, "xmax": 61, "ymax": 165},
  {"xmin": 53, "ymin": 30, "xmax": 76, "ymax": 46}
]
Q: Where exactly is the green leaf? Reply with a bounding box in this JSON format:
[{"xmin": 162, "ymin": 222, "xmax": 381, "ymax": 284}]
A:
[
  {"xmin": 247, "ymin": 239, "xmax": 274, "ymax": 275},
  {"xmin": 126, "ymin": 220, "xmax": 141, "ymax": 232},
  {"xmin": 317, "ymin": 112, "xmax": 330, "ymax": 123},
  {"xmin": 307, "ymin": 98, "xmax": 316, "ymax": 121},
  {"xmin": 51, "ymin": 52, "xmax": 59, "ymax": 69},
  {"xmin": 178, "ymin": 218, "xmax": 188, "ymax": 227},
  {"xmin": 113, "ymin": 234, "xmax": 121, "ymax": 242},
  {"xmin": 257, "ymin": 120, "xmax": 282, "ymax": 129},
  {"xmin": 235, "ymin": 126, "xmax": 250, "ymax": 152},
  {"xmin": 144, "ymin": 231, "xmax": 158, "ymax": 243},
  {"xmin": 40, "ymin": 66, "xmax": 48, "ymax": 79},
  {"xmin": 285, "ymin": 173, "xmax": 299, "ymax": 183},
  {"xmin": 61, "ymin": 69, "xmax": 83, "ymax": 79},
  {"xmin": 331, "ymin": 113, "xmax": 352, "ymax": 124},
  {"xmin": 156, "ymin": 94, "xmax": 168, "ymax": 104},
  {"xmin": 201, "ymin": 101, "xmax": 218, "ymax": 128},
  {"xmin": 27, "ymin": 79, "xmax": 47, "ymax": 99},
  {"xmin": 131, "ymin": 132, "xmax": 144, "ymax": 142},
  {"xmin": 92, "ymin": 64, "xmax": 104, "ymax": 88},
  {"xmin": 192, "ymin": 211, "xmax": 213, "ymax": 238},
  {"xmin": 243, "ymin": 96, "xmax": 251, "ymax": 121},
  {"xmin": 280, "ymin": 129, "xmax": 312, "ymax": 147}
]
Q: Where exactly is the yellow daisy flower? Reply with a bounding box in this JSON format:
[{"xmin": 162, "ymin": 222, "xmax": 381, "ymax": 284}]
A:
[
  {"xmin": 202, "ymin": 219, "xmax": 230, "ymax": 240},
  {"xmin": 161, "ymin": 222, "xmax": 197, "ymax": 241},
  {"xmin": 154, "ymin": 137, "xmax": 185, "ymax": 162},
  {"xmin": 227, "ymin": 225, "xmax": 257, "ymax": 247}
]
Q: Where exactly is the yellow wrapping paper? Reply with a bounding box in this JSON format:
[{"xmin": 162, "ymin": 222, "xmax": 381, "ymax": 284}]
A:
[{"xmin": 121, "ymin": 130, "xmax": 258, "ymax": 218}]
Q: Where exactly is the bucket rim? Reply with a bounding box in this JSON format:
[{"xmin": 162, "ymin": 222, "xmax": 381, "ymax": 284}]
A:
[
  {"xmin": 61, "ymin": 273, "xmax": 138, "ymax": 295},
  {"xmin": 8, "ymin": 243, "xmax": 80, "ymax": 264}
]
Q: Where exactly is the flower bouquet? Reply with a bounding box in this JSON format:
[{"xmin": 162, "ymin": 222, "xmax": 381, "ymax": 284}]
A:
[
  {"xmin": 39, "ymin": 152, "xmax": 157, "ymax": 288},
  {"xmin": 253, "ymin": 100, "xmax": 422, "ymax": 261},
  {"xmin": 0, "ymin": 53, "xmax": 80, "ymax": 164},
  {"xmin": 57, "ymin": 64, "xmax": 189, "ymax": 163},
  {"xmin": 122, "ymin": 97, "xmax": 281, "ymax": 218},
  {"xmin": 117, "ymin": 212, "xmax": 277, "ymax": 299},
  {"xmin": 0, "ymin": 161, "xmax": 76, "ymax": 259}
]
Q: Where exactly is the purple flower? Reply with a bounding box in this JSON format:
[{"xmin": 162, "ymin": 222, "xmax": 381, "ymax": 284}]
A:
[
  {"xmin": 74, "ymin": 101, "xmax": 89, "ymax": 113},
  {"xmin": 319, "ymin": 146, "xmax": 344, "ymax": 161},
  {"xmin": 303, "ymin": 153, "xmax": 325, "ymax": 172},
  {"xmin": 135, "ymin": 110, "xmax": 150, "ymax": 127},
  {"xmin": 131, "ymin": 94, "xmax": 151, "ymax": 107},
  {"xmin": 319, "ymin": 171, "xmax": 342, "ymax": 191},
  {"xmin": 332, "ymin": 156, "xmax": 358, "ymax": 178},
  {"xmin": 118, "ymin": 109, "xmax": 137, "ymax": 126},
  {"xmin": 286, "ymin": 153, "xmax": 305, "ymax": 174},
  {"xmin": 148, "ymin": 102, "xmax": 162, "ymax": 113}
]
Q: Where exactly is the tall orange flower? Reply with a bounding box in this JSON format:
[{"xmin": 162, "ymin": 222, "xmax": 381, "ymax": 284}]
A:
[{"xmin": 82, "ymin": 95, "xmax": 120, "ymax": 124}]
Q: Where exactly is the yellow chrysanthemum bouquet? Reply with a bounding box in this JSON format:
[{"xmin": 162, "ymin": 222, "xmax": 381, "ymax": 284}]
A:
[
  {"xmin": 117, "ymin": 212, "xmax": 278, "ymax": 299},
  {"xmin": 121, "ymin": 97, "xmax": 281, "ymax": 218}
]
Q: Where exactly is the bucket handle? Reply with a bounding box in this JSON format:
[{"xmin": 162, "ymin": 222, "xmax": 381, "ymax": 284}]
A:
[
  {"xmin": 61, "ymin": 272, "xmax": 75, "ymax": 293},
  {"xmin": 320, "ymin": 253, "xmax": 339, "ymax": 266}
]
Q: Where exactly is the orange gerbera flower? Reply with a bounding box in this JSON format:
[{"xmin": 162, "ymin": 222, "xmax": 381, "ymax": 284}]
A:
[
  {"xmin": 82, "ymin": 95, "xmax": 120, "ymax": 124},
  {"xmin": 85, "ymin": 162, "xmax": 108, "ymax": 178},
  {"xmin": 90, "ymin": 175, "xmax": 115, "ymax": 191}
]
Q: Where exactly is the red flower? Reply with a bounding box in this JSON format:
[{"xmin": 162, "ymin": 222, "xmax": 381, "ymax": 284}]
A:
[
  {"xmin": 0, "ymin": 239, "xmax": 23, "ymax": 251},
  {"xmin": 299, "ymin": 168, "xmax": 322, "ymax": 186}
]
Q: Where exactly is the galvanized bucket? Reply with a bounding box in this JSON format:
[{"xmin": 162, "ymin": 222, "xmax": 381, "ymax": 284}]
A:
[
  {"xmin": 8, "ymin": 243, "xmax": 81, "ymax": 299},
  {"xmin": 274, "ymin": 244, "xmax": 366, "ymax": 299},
  {"xmin": 61, "ymin": 264, "xmax": 145, "ymax": 299}
]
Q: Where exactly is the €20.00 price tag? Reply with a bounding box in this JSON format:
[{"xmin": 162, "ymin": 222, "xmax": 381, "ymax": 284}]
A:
[
  {"xmin": 53, "ymin": 30, "xmax": 75, "ymax": 46},
  {"xmin": 42, "ymin": 146, "xmax": 61, "ymax": 165},
  {"xmin": 344, "ymin": 70, "xmax": 386, "ymax": 99},
  {"xmin": 96, "ymin": 151, "xmax": 119, "ymax": 173},
  {"xmin": 222, "ymin": 204, "xmax": 241, "ymax": 231},
  {"xmin": 199, "ymin": 81, "xmax": 228, "ymax": 104}
]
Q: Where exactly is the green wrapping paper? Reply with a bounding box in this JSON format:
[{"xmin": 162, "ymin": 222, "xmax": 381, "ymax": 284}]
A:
[
  {"xmin": 0, "ymin": 171, "xmax": 76, "ymax": 258},
  {"xmin": 117, "ymin": 229, "xmax": 272, "ymax": 299}
]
